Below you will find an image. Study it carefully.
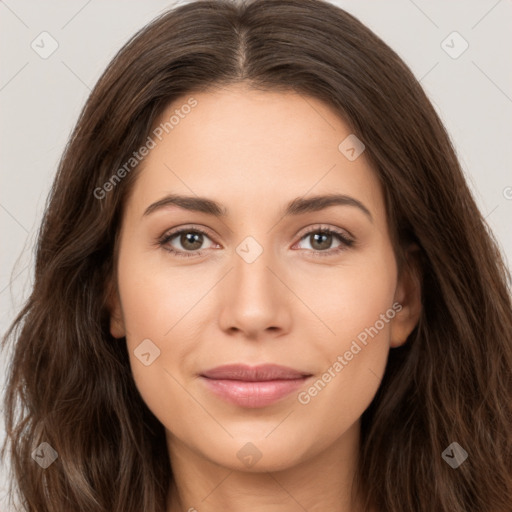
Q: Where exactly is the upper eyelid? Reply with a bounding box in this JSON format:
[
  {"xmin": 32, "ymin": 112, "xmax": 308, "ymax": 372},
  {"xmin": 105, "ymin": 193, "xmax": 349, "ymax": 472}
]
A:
[
  {"xmin": 161, "ymin": 225, "xmax": 216, "ymax": 242},
  {"xmin": 295, "ymin": 223, "xmax": 353, "ymax": 240}
]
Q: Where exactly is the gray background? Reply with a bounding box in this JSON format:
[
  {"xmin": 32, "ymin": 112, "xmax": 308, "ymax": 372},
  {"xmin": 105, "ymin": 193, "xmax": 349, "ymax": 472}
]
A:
[{"xmin": 1, "ymin": 0, "xmax": 511, "ymax": 509}]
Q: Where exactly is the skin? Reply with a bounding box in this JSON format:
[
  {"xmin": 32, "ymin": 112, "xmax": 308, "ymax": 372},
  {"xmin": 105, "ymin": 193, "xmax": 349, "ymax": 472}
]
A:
[{"xmin": 109, "ymin": 83, "xmax": 422, "ymax": 512}]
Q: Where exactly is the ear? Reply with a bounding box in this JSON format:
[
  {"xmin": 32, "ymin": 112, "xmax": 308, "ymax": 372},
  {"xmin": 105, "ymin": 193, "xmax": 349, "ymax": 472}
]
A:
[
  {"xmin": 106, "ymin": 280, "xmax": 126, "ymax": 339},
  {"xmin": 389, "ymin": 243, "xmax": 422, "ymax": 348}
]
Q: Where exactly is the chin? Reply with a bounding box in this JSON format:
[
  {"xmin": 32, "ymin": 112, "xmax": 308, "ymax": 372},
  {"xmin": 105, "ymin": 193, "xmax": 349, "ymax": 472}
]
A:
[{"xmin": 201, "ymin": 435, "xmax": 311, "ymax": 473}]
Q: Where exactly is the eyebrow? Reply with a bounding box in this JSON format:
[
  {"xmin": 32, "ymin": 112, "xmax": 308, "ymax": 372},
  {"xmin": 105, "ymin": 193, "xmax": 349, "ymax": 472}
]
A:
[{"xmin": 143, "ymin": 193, "xmax": 373, "ymax": 222}]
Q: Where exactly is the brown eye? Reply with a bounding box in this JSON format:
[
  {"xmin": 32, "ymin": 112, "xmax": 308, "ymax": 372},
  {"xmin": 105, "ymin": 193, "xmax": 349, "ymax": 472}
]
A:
[
  {"xmin": 159, "ymin": 227, "xmax": 216, "ymax": 258},
  {"xmin": 309, "ymin": 232, "xmax": 335, "ymax": 251},
  {"xmin": 295, "ymin": 227, "xmax": 354, "ymax": 256},
  {"xmin": 179, "ymin": 231, "xmax": 204, "ymax": 251}
]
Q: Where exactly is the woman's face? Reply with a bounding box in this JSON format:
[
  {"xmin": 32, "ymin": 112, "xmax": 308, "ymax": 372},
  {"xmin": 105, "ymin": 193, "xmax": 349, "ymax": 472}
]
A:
[{"xmin": 110, "ymin": 84, "xmax": 420, "ymax": 472}]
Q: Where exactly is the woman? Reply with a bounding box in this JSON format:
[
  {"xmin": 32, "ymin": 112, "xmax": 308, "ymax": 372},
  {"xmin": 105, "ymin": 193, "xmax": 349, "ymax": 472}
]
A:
[{"xmin": 2, "ymin": 0, "xmax": 511, "ymax": 511}]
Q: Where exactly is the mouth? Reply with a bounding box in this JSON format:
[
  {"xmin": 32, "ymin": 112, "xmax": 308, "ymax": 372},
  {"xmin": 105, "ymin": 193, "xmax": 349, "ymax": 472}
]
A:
[{"xmin": 199, "ymin": 364, "xmax": 312, "ymax": 408}]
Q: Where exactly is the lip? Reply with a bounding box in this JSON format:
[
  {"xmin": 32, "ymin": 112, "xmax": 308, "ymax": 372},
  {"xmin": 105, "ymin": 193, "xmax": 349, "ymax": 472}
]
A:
[{"xmin": 200, "ymin": 364, "xmax": 312, "ymax": 408}]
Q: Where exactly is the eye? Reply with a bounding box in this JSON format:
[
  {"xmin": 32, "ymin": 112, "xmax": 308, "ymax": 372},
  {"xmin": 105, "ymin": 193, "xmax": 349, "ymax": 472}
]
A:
[
  {"xmin": 293, "ymin": 226, "xmax": 354, "ymax": 257},
  {"xmin": 157, "ymin": 224, "xmax": 355, "ymax": 259},
  {"xmin": 158, "ymin": 226, "xmax": 217, "ymax": 258}
]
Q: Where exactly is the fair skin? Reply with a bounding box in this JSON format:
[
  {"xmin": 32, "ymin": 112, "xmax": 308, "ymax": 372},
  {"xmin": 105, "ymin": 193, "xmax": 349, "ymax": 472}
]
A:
[{"xmin": 109, "ymin": 83, "xmax": 421, "ymax": 512}]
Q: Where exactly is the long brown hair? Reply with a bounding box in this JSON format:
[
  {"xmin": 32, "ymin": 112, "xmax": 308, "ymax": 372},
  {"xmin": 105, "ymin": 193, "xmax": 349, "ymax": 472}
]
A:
[{"xmin": 2, "ymin": 1, "xmax": 511, "ymax": 510}]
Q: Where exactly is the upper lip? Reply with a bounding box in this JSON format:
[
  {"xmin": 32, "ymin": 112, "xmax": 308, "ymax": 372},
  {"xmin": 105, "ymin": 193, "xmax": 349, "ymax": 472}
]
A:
[{"xmin": 200, "ymin": 364, "xmax": 311, "ymax": 382}]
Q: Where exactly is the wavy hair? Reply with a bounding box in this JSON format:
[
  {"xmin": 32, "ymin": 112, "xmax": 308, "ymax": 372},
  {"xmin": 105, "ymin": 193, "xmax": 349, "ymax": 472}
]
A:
[{"xmin": 2, "ymin": 1, "xmax": 511, "ymax": 511}]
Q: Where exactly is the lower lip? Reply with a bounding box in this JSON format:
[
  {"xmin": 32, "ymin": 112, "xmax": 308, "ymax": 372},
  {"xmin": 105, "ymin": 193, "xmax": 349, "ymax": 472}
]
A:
[{"xmin": 200, "ymin": 376, "xmax": 309, "ymax": 408}]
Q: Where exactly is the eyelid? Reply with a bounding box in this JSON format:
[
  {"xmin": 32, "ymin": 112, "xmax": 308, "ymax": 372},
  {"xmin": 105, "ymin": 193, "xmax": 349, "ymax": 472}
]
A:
[{"xmin": 294, "ymin": 223, "xmax": 354, "ymax": 242}]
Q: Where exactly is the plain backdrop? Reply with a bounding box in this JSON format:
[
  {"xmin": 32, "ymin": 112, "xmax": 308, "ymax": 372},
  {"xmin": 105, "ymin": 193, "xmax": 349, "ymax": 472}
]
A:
[{"xmin": 1, "ymin": 0, "xmax": 511, "ymax": 508}]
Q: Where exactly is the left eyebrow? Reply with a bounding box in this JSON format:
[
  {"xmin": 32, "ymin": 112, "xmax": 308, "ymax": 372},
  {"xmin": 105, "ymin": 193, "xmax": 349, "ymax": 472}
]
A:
[{"xmin": 142, "ymin": 193, "xmax": 373, "ymax": 222}]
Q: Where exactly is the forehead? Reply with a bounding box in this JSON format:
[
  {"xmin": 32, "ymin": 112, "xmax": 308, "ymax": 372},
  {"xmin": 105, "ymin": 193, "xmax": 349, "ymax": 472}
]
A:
[{"xmin": 127, "ymin": 84, "xmax": 386, "ymax": 225}]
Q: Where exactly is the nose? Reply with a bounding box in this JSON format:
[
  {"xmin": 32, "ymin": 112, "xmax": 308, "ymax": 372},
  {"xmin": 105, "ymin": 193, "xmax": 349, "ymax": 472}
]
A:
[{"xmin": 217, "ymin": 238, "xmax": 292, "ymax": 340}]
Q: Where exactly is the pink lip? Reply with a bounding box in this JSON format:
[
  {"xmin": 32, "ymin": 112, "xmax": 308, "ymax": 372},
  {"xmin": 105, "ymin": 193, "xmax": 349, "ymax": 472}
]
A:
[{"xmin": 200, "ymin": 364, "xmax": 312, "ymax": 408}]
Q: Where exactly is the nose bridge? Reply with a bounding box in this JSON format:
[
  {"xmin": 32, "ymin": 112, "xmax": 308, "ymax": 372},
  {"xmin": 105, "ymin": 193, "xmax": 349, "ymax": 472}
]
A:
[
  {"xmin": 233, "ymin": 234, "xmax": 277, "ymax": 300},
  {"xmin": 217, "ymin": 232, "xmax": 290, "ymax": 335}
]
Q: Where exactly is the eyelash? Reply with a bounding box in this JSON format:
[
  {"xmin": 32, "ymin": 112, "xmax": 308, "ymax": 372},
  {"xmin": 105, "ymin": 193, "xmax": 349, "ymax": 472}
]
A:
[{"xmin": 157, "ymin": 225, "xmax": 355, "ymax": 259}]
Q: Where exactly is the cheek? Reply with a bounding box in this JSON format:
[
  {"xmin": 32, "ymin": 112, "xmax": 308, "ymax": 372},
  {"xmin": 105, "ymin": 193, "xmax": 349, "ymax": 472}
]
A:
[
  {"xmin": 115, "ymin": 246, "xmax": 174, "ymax": 379},
  {"xmin": 117, "ymin": 275, "xmax": 200, "ymax": 438},
  {"xmin": 116, "ymin": 242, "xmax": 203, "ymax": 343},
  {"xmin": 294, "ymin": 244, "xmax": 397, "ymax": 415},
  {"xmin": 296, "ymin": 240, "xmax": 397, "ymax": 349},
  {"xmin": 115, "ymin": 243, "xmax": 212, "ymax": 425}
]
